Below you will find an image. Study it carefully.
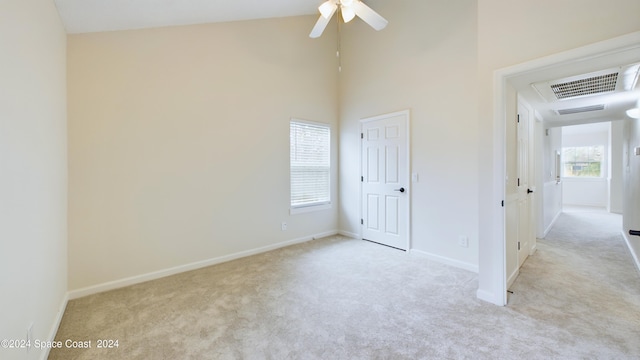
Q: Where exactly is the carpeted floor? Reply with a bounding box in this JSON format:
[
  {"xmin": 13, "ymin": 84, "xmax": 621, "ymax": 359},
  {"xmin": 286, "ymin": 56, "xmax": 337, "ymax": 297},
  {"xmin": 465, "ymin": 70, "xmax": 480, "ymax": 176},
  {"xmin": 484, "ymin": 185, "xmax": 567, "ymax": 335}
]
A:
[{"xmin": 50, "ymin": 208, "xmax": 640, "ymax": 359}]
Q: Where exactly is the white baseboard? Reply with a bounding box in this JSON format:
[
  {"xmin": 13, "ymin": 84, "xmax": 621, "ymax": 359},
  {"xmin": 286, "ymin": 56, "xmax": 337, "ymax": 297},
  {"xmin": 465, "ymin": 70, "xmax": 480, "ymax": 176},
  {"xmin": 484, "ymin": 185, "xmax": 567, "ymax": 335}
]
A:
[
  {"xmin": 69, "ymin": 230, "xmax": 338, "ymax": 300},
  {"xmin": 338, "ymin": 230, "xmax": 359, "ymax": 239},
  {"xmin": 41, "ymin": 292, "xmax": 69, "ymax": 360},
  {"xmin": 409, "ymin": 249, "xmax": 479, "ymax": 273},
  {"xmin": 622, "ymin": 230, "xmax": 640, "ymax": 275},
  {"xmin": 543, "ymin": 210, "xmax": 562, "ymax": 237},
  {"xmin": 476, "ymin": 288, "xmax": 505, "ymax": 306},
  {"xmin": 506, "ymin": 268, "xmax": 519, "ymax": 289}
]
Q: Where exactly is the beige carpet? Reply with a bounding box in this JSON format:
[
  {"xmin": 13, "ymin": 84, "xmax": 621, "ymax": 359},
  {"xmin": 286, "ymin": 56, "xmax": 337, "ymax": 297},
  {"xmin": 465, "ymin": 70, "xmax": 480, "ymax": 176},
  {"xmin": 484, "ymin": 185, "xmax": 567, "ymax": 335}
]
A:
[{"xmin": 50, "ymin": 209, "xmax": 640, "ymax": 359}]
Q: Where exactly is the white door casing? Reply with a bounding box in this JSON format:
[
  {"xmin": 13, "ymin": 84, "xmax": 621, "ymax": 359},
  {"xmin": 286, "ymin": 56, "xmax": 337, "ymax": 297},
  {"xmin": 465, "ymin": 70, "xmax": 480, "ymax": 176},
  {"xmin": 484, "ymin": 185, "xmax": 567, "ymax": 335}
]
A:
[{"xmin": 361, "ymin": 110, "xmax": 410, "ymax": 250}]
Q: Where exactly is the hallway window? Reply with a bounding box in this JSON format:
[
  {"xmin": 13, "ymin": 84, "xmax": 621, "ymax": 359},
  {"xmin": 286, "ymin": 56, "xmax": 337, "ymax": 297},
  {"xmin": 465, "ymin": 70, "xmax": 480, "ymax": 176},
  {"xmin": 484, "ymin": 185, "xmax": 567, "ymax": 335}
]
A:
[{"xmin": 562, "ymin": 146, "xmax": 604, "ymax": 177}]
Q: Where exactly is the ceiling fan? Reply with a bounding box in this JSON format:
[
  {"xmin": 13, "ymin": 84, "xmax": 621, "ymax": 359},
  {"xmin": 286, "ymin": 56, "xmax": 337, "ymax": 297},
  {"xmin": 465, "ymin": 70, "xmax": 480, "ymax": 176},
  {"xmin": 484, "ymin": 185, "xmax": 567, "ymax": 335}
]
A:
[{"xmin": 309, "ymin": 0, "xmax": 388, "ymax": 38}]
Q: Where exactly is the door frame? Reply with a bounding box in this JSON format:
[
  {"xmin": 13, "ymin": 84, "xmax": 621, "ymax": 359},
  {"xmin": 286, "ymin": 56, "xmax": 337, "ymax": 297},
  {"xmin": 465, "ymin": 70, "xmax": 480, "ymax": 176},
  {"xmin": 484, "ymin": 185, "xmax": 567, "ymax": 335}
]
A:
[
  {"xmin": 359, "ymin": 109, "xmax": 411, "ymax": 251},
  {"xmin": 482, "ymin": 31, "xmax": 640, "ymax": 306}
]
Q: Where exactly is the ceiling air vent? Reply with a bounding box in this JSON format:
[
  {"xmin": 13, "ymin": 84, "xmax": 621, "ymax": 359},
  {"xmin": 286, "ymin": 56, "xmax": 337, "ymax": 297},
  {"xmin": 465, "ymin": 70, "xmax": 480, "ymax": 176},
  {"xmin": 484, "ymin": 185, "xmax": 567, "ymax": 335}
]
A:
[
  {"xmin": 550, "ymin": 73, "xmax": 618, "ymax": 100},
  {"xmin": 556, "ymin": 104, "xmax": 605, "ymax": 116},
  {"xmin": 531, "ymin": 64, "xmax": 640, "ymax": 103}
]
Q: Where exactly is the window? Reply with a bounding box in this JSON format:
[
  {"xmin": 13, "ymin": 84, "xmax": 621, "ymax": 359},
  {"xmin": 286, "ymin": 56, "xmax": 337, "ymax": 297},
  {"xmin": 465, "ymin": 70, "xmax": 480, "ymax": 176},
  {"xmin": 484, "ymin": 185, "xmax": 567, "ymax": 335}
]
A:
[
  {"xmin": 561, "ymin": 145, "xmax": 604, "ymax": 177},
  {"xmin": 290, "ymin": 120, "xmax": 330, "ymax": 211}
]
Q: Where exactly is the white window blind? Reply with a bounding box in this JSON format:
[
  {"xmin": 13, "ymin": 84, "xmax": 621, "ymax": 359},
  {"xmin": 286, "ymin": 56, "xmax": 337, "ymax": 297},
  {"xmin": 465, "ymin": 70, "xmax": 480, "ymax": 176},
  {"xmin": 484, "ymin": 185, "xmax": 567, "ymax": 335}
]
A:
[{"xmin": 290, "ymin": 120, "xmax": 330, "ymax": 208}]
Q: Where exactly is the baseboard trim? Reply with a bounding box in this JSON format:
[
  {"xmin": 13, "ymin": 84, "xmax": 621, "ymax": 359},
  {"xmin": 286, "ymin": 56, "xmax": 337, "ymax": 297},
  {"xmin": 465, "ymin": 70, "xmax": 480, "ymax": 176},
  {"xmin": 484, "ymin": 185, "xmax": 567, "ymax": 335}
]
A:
[
  {"xmin": 543, "ymin": 210, "xmax": 562, "ymax": 237},
  {"xmin": 68, "ymin": 230, "xmax": 338, "ymax": 300},
  {"xmin": 622, "ymin": 230, "xmax": 640, "ymax": 275},
  {"xmin": 41, "ymin": 292, "xmax": 69, "ymax": 360},
  {"xmin": 338, "ymin": 230, "xmax": 359, "ymax": 239},
  {"xmin": 409, "ymin": 249, "xmax": 479, "ymax": 273},
  {"xmin": 506, "ymin": 268, "xmax": 519, "ymax": 289},
  {"xmin": 476, "ymin": 288, "xmax": 504, "ymax": 306}
]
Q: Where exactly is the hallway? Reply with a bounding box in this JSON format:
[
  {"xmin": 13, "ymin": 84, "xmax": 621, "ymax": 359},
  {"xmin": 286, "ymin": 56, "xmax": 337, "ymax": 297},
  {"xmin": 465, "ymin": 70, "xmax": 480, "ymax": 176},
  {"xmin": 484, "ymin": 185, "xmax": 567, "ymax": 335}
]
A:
[{"xmin": 508, "ymin": 206, "xmax": 640, "ymax": 355}]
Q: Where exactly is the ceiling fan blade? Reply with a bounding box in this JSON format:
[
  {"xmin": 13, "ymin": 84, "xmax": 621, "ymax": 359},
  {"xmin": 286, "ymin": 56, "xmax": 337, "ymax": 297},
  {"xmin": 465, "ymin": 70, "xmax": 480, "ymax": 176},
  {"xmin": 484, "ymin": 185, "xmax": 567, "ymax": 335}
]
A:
[
  {"xmin": 310, "ymin": 2, "xmax": 337, "ymax": 39},
  {"xmin": 352, "ymin": 0, "xmax": 388, "ymax": 31},
  {"xmin": 318, "ymin": 1, "xmax": 338, "ymax": 19},
  {"xmin": 309, "ymin": 15, "xmax": 332, "ymax": 38}
]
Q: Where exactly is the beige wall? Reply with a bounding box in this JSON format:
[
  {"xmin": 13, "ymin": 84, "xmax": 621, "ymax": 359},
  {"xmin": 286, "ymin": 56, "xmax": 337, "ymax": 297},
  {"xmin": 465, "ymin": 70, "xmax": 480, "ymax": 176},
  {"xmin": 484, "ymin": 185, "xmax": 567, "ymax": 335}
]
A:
[
  {"xmin": 477, "ymin": 0, "xmax": 640, "ymax": 301},
  {"xmin": 339, "ymin": 0, "xmax": 480, "ymax": 270},
  {"xmin": 33, "ymin": 0, "xmax": 640, "ymax": 304},
  {"xmin": 333, "ymin": 0, "xmax": 640, "ymax": 301},
  {"xmin": 67, "ymin": 17, "xmax": 339, "ymax": 291},
  {"xmin": 0, "ymin": 0, "xmax": 68, "ymax": 358}
]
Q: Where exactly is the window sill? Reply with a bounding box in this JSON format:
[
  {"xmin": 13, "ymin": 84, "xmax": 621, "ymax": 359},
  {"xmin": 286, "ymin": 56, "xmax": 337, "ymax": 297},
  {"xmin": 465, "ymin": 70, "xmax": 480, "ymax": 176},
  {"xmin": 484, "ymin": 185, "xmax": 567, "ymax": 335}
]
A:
[
  {"xmin": 561, "ymin": 177, "xmax": 606, "ymax": 182},
  {"xmin": 290, "ymin": 203, "xmax": 332, "ymax": 215}
]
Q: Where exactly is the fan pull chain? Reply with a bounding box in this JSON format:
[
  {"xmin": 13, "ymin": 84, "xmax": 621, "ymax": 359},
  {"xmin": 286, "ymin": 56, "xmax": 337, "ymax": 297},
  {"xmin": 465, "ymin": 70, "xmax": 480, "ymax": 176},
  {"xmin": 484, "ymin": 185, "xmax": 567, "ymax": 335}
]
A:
[{"xmin": 337, "ymin": 12, "xmax": 342, "ymax": 72}]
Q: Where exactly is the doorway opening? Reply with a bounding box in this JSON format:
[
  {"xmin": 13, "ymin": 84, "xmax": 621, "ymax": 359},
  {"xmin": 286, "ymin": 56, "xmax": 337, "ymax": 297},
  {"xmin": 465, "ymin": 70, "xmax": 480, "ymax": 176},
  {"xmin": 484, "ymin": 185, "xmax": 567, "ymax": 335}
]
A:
[{"xmin": 486, "ymin": 31, "xmax": 640, "ymax": 306}]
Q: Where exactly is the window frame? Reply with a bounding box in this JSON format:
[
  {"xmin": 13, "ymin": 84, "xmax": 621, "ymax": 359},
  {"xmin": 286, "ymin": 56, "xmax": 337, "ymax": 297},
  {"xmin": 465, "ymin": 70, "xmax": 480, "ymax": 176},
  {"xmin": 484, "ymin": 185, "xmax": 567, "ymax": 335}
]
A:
[
  {"xmin": 289, "ymin": 119, "xmax": 331, "ymax": 214},
  {"xmin": 561, "ymin": 145, "xmax": 605, "ymax": 178}
]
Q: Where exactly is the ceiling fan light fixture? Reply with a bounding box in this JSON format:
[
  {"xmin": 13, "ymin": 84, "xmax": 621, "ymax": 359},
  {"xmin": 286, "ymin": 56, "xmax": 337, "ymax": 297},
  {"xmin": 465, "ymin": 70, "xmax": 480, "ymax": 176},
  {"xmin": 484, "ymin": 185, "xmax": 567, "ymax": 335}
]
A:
[
  {"xmin": 319, "ymin": 1, "xmax": 337, "ymax": 19},
  {"xmin": 309, "ymin": 0, "xmax": 387, "ymax": 38},
  {"xmin": 341, "ymin": 6, "xmax": 356, "ymax": 23}
]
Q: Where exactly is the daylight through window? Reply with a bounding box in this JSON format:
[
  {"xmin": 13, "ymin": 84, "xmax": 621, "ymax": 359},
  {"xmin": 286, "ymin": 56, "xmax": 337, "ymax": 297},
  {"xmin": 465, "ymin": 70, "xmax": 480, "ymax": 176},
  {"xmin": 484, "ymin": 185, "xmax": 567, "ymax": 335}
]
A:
[
  {"xmin": 561, "ymin": 145, "xmax": 604, "ymax": 177},
  {"xmin": 290, "ymin": 120, "xmax": 330, "ymax": 209}
]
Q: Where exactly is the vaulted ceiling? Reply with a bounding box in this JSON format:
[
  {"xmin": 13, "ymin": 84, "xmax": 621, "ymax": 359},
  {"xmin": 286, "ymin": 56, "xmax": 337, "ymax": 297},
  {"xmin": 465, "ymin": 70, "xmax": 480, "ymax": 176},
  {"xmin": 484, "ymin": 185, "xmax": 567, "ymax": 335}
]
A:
[
  {"xmin": 54, "ymin": 0, "xmax": 319, "ymax": 34},
  {"xmin": 54, "ymin": 0, "xmax": 640, "ymax": 126}
]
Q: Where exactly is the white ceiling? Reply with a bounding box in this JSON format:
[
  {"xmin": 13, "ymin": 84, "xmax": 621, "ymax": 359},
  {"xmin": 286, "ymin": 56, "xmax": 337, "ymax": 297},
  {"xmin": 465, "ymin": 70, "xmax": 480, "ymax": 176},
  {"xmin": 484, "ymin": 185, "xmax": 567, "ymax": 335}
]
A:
[
  {"xmin": 54, "ymin": 0, "xmax": 320, "ymax": 34},
  {"xmin": 562, "ymin": 121, "xmax": 610, "ymax": 135},
  {"xmin": 509, "ymin": 45, "xmax": 640, "ymax": 128}
]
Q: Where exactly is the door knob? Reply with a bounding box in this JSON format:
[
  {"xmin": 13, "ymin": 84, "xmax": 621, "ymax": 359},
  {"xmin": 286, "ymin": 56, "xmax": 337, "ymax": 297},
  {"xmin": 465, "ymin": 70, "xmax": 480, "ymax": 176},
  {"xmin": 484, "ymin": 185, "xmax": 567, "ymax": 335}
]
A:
[
  {"xmin": 630, "ymin": 230, "xmax": 640, "ymax": 237},
  {"xmin": 527, "ymin": 189, "xmax": 533, "ymax": 194},
  {"xmin": 394, "ymin": 187, "xmax": 405, "ymax": 193}
]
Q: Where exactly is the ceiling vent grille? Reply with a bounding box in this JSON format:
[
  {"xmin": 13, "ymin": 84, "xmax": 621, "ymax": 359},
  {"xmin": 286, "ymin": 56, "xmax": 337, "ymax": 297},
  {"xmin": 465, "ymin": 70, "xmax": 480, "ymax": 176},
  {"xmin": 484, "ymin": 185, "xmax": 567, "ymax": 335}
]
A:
[
  {"xmin": 550, "ymin": 73, "xmax": 618, "ymax": 100},
  {"xmin": 556, "ymin": 104, "xmax": 606, "ymax": 115}
]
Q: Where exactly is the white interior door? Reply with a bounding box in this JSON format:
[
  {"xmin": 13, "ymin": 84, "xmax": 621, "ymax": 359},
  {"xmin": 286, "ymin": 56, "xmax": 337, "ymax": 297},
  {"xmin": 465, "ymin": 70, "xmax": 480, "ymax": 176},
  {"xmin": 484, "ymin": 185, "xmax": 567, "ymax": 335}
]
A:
[
  {"xmin": 517, "ymin": 99, "xmax": 533, "ymax": 267},
  {"xmin": 361, "ymin": 111, "xmax": 409, "ymax": 250}
]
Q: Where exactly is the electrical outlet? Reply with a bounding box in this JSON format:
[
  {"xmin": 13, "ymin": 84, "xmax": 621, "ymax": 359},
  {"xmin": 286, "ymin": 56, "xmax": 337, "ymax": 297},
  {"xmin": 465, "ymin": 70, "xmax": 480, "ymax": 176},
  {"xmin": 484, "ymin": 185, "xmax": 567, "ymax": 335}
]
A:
[
  {"xmin": 281, "ymin": 222, "xmax": 287, "ymax": 231},
  {"xmin": 458, "ymin": 236, "xmax": 469, "ymax": 248}
]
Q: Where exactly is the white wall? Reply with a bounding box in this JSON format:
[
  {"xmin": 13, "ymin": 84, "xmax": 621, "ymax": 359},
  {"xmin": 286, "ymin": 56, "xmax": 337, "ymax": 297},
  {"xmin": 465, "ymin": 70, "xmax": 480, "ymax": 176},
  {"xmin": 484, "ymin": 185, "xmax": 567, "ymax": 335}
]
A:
[
  {"xmin": 562, "ymin": 177, "xmax": 608, "ymax": 206},
  {"xmin": 477, "ymin": 0, "xmax": 640, "ymax": 304},
  {"xmin": 623, "ymin": 116, "xmax": 640, "ymax": 270},
  {"xmin": 561, "ymin": 123, "xmax": 609, "ymax": 207},
  {"xmin": 0, "ymin": 0, "xmax": 68, "ymax": 359},
  {"xmin": 67, "ymin": 17, "xmax": 339, "ymax": 293},
  {"xmin": 534, "ymin": 115, "xmax": 545, "ymax": 238},
  {"xmin": 338, "ymin": 0, "xmax": 479, "ymax": 271},
  {"xmin": 610, "ymin": 120, "xmax": 624, "ymax": 213},
  {"xmin": 542, "ymin": 127, "xmax": 563, "ymax": 236}
]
